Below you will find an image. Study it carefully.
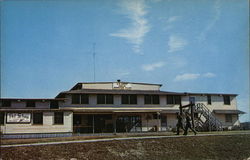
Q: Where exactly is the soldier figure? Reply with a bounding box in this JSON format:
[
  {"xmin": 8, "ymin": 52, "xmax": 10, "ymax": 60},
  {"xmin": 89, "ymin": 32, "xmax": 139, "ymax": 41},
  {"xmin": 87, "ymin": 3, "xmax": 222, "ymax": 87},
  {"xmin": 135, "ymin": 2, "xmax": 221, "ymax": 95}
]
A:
[
  {"xmin": 176, "ymin": 112, "xmax": 183, "ymax": 135},
  {"xmin": 183, "ymin": 112, "xmax": 197, "ymax": 135}
]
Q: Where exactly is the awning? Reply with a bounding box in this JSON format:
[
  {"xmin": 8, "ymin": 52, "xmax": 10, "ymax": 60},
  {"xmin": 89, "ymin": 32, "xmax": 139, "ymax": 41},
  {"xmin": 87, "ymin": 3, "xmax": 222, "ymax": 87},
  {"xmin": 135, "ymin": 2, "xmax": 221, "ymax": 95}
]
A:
[
  {"xmin": 213, "ymin": 109, "xmax": 245, "ymax": 114},
  {"xmin": 61, "ymin": 107, "xmax": 179, "ymax": 113}
]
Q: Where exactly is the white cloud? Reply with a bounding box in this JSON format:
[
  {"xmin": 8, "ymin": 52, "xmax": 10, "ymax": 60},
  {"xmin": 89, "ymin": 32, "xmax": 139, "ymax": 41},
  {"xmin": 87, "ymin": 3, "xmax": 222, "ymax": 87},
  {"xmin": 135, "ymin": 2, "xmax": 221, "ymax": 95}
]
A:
[
  {"xmin": 164, "ymin": 16, "xmax": 181, "ymax": 30},
  {"xmin": 114, "ymin": 70, "xmax": 130, "ymax": 78},
  {"xmin": 168, "ymin": 35, "xmax": 188, "ymax": 53},
  {"xmin": 198, "ymin": 0, "xmax": 221, "ymax": 41},
  {"xmin": 203, "ymin": 72, "xmax": 216, "ymax": 78},
  {"xmin": 163, "ymin": 16, "xmax": 181, "ymax": 31},
  {"xmin": 174, "ymin": 73, "xmax": 200, "ymax": 81},
  {"xmin": 174, "ymin": 72, "xmax": 216, "ymax": 81},
  {"xmin": 142, "ymin": 61, "xmax": 165, "ymax": 71},
  {"xmin": 167, "ymin": 16, "xmax": 180, "ymax": 23},
  {"xmin": 110, "ymin": 0, "xmax": 150, "ymax": 54},
  {"xmin": 150, "ymin": 0, "xmax": 162, "ymax": 2}
]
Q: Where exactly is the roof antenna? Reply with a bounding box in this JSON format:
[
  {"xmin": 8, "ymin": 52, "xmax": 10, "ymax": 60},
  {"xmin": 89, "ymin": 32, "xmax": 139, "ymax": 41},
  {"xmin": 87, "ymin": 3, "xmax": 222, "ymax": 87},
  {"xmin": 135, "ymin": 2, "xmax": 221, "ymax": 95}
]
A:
[{"xmin": 92, "ymin": 43, "xmax": 96, "ymax": 82}]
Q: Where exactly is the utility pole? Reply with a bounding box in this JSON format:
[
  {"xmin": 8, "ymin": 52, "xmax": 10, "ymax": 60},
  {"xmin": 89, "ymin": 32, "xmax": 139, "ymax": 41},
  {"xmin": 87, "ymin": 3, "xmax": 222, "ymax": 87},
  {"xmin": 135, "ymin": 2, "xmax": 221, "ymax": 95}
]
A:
[{"xmin": 92, "ymin": 43, "xmax": 96, "ymax": 82}]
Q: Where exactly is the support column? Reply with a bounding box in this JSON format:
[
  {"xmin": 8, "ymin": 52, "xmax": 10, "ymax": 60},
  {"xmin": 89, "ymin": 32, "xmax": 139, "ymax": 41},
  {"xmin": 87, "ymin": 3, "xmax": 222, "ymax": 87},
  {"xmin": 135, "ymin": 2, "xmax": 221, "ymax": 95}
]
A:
[
  {"xmin": 92, "ymin": 115, "xmax": 95, "ymax": 134},
  {"xmin": 113, "ymin": 114, "xmax": 117, "ymax": 134},
  {"xmin": 157, "ymin": 112, "xmax": 161, "ymax": 132}
]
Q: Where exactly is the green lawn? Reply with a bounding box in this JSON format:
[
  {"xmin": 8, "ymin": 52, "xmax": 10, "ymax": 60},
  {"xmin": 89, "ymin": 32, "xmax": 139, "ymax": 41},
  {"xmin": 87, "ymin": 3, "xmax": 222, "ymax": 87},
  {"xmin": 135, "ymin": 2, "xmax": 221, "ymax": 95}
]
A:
[{"xmin": 1, "ymin": 133, "xmax": 250, "ymax": 160}]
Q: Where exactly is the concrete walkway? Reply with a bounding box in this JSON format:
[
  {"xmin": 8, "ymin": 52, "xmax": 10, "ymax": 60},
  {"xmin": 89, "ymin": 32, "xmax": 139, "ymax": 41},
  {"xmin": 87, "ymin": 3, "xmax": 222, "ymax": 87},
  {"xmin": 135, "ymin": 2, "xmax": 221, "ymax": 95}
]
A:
[{"xmin": 1, "ymin": 131, "xmax": 250, "ymax": 148}]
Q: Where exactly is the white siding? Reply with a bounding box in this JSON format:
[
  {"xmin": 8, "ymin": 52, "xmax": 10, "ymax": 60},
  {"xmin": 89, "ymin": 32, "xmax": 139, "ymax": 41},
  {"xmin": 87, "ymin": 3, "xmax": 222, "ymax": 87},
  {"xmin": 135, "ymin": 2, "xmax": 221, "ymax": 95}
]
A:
[
  {"xmin": 215, "ymin": 114, "xmax": 240, "ymax": 128},
  {"xmin": 2, "ymin": 112, "xmax": 73, "ymax": 134},
  {"xmin": 80, "ymin": 82, "xmax": 160, "ymax": 91},
  {"xmin": 181, "ymin": 95, "xmax": 237, "ymax": 111}
]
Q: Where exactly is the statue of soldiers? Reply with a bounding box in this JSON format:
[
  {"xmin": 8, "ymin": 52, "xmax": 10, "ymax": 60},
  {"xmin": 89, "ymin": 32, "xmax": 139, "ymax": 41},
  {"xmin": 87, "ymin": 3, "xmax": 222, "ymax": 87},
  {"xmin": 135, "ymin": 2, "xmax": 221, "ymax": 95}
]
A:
[
  {"xmin": 176, "ymin": 112, "xmax": 183, "ymax": 135},
  {"xmin": 183, "ymin": 112, "xmax": 197, "ymax": 135}
]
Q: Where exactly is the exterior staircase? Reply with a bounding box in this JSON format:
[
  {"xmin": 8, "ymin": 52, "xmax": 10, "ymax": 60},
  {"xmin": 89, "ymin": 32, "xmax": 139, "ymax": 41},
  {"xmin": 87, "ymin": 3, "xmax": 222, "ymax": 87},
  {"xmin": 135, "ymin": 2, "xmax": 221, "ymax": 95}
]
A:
[{"xmin": 194, "ymin": 103, "xmax": 223, "ymax": 131}]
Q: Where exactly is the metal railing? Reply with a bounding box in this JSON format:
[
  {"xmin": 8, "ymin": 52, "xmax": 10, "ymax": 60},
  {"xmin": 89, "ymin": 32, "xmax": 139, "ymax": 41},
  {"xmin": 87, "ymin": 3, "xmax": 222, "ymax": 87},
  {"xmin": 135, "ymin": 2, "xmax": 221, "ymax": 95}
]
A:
[{"xmin": 194, "ymin": 103, "xmax": 223, "ymax": 131}]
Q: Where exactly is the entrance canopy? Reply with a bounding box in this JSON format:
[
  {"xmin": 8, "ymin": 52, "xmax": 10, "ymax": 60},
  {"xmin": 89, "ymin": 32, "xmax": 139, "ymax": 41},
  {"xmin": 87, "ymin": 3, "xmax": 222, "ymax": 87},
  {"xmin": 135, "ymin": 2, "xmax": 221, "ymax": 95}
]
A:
[
  {"xmin": 213, "ymin": 109, "xmax": 245, "ymax": 114},
  {"xmin": 61, "ymin": 107, "xmax": 179, "ymax": 113}
]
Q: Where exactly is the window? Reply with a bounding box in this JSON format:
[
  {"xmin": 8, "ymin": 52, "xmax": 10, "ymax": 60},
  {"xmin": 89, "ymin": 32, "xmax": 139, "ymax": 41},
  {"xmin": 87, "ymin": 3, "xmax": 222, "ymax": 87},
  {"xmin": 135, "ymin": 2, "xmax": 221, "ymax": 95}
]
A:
[
  {"xmin": 207, "ymin": 95, "xmax": 211, "ymax": 105},
  {"xmin": 97, "ymin": 94, "xmax": 113, "ymax": 104},
  {"xmin": 54, "ymin": 112, "xmax": 64, "ymax": 124},
  {"xmin": 122, "ymin": 95, "xmax": 137, "ymax": 104},
  {"xmin": 174, "ymin": 96, "xmax": 181, "ymax": 104},
  {"xmin": 81, "ymin": 94, "xmax": 89, "ymax": 104},
  {"xmin": 189, "ymin": 97, "xmax": 195, "ymax": 104},
  {"xmin": 26, "ymin": 101, "xmax": 36, "ymax": 107},
  {"xmin": 0, "ymin": 112, "xmax": 4, "ymax": 125},
  {"xmin": 167, "ymin": 95, "xmax": 174, "ymax": 104},
  {"xmin": 106, "ymin": 94, "xmax": 113, "ymax": 104},
  {"xmin": 152, "ymin": 95, "xmax": 160, "ymax": 104},
  {"xmin": 1, "ymin": 100, "xmax": 11, "ymax": 107},
  {"xmin": 223, "ymin": 95, "xmax": 230, "ymax": 105},
  {"xmin": 50, "ymin": 100, "xmax": 59, "ymax": 109},
  {"xmin": 130, "ymin": 95, "xmax": 137, "ymax": 104},
  {"xmin": 144, "ymin": 95, "xmax": 159, "ymax": 104},
  {"xmin": 225, "ymin": 114, "xmax": 232, "ymax": 123},
  {"xmin": 122, "ymin": 95, "xmax": 129, "ymax": 104},
  {"xmin": 72, "ymin": 94, "xmax": 80, "ymax": 104},
  {"xmin": 97, "ymin": 94, "xmax": 105, "ymax": 104},
  {"xmin": 72, "ymin": 94, "xmax": 89, "ymax": 104},
  {"xmin": 33, "ymin": 112, "xmax": 43, "ymax": 124},
  {"xmin": 144, "ymin": 95, "xmax": 151, "ymax": 104},
  {"xmin": 167, "ymin": 95, "xmax": 181, "ymax": 104}
]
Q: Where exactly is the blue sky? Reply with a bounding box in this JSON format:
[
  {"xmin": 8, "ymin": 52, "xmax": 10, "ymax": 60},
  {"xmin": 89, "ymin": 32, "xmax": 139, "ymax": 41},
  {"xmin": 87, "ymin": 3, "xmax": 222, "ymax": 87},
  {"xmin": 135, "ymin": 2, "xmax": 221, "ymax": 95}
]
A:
[{"xmin": 1, "ymin": 0, "xmax": 249, "ymax": 122}]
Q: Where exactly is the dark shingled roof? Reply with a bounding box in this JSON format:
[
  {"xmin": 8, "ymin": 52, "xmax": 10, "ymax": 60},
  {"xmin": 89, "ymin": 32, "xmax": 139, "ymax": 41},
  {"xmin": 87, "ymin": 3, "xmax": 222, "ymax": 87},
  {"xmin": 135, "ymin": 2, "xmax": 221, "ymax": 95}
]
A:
[
  {"xmin": 55, "ymin": 88, "xmax": 238, "ymax": 98},
  {"xmin": 0, "ymin": 98, "xmax": 65, "ymax": 101},
  {"xmin": 213, "ymin": 109, "xmax": 245, "ymax": 114},
  {"xmin": 55, "ymin": 89, "xmax": 185, "ymax": 98}
]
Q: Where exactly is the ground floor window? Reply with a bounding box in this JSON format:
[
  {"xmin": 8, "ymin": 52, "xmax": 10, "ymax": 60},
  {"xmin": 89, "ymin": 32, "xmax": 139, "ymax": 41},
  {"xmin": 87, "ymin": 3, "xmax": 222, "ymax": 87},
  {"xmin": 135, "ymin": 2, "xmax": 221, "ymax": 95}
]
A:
[
  {"xmin": 54, "ymin": 112, "xmax": 64, "ymax": 124},
  {"xmin": 161, "ymin": 115, "xmax": 167, "ymax": 127},
  {"xmin": 116, "ymin": 115, "xmax": 141, "ymax": 132},
  {"xmin": 33, "ymin": 112, "xmax": 43, "ymax": 124},
  {"xmin": 225, "ymin": 114, "xmax": 232, "ymax": 123},
  {"xmin": 73, "ymin": 114, "xmax": 113, "ymax": 133},
  {"xmin": 0, "ymin": 112, "xmax": 4, "ymax": 125}
]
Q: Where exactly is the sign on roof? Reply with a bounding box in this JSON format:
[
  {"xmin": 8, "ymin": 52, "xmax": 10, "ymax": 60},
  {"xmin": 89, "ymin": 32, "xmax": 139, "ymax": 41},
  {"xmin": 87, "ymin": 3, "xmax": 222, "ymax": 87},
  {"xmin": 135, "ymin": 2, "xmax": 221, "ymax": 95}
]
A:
[{"xmin": 113, "ymin": 82, "xmax": 132, "ymax": 90}]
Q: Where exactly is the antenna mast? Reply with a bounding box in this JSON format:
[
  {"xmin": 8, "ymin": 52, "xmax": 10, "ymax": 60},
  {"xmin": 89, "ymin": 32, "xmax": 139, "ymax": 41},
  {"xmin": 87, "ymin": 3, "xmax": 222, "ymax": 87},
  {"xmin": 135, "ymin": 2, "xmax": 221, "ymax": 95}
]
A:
[{"xmin": 93, "ymin": 43, "xmax": 96, "ymax": 82}]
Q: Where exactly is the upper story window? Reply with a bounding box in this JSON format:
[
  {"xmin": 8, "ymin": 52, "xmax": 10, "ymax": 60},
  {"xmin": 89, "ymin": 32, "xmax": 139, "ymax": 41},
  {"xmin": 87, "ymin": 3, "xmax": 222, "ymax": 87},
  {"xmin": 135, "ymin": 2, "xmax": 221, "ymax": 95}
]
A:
[
  {"xmin": 97, "ymin": 94, "xmax": 113, "ymax": 104},
  {"xmin": 81, "ymin": 94, "xmax": 89, "ymax": 104},
  {"xmin": 0, "ymin": 112, "xmax": 4, "ymax": 125},
  {"xmin": 72, "ymin": 94, "xmax": 80, "ymax": 104},
  {"xmin": 50, "ymin": 100, "xmax": 59, "ymax": 109},
  {"xmin": 72, "ymin": 94, "xmax": 89, "ymax": 104},
  {"xmin": 54, "ymin": 112, "xmax": 64, "ymax": 124},
  {"xmin": 144, "ymin": 95, "xmax": 159, "ymax": 105},
  {"xmin": 122, "ymin": 95, "xmax": 137, "ymax": 104},
  {"xmin": 223, "ymin": 95, "xmax": 230, "ymax": 105},
  {"xmin": 167, "ymin": 95, "xmax": 181, "ymax": 105},
  {"xmin": 207, "ymin": 95, "xmax": 211, "ymax": 105},
  {"xmin": 0, "ymin": 100, "xmax": 11, "ymax": 107},
  {"xmin": 26, "ymin": 101, "xmax": 36, "ymax": 107},
  {"xmin": 33, "ymin": 112, "xmax": 43, "ymax": 125}
]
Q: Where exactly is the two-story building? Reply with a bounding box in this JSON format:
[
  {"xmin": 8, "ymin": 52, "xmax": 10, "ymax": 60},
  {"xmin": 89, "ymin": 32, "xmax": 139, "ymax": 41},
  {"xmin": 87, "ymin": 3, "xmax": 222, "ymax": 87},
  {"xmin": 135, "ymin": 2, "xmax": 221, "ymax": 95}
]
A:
[{"xmin": 0, "ymin": 81, "xmax": 245, "ymax": 138}]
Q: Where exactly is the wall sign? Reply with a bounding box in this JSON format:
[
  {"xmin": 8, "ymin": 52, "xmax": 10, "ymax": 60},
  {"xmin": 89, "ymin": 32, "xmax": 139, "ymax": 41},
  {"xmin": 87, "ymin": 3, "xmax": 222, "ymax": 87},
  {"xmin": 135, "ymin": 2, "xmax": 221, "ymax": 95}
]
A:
[{"xmin": 7, "ymin": 113, "xmax": 31, "ymax": 123}]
